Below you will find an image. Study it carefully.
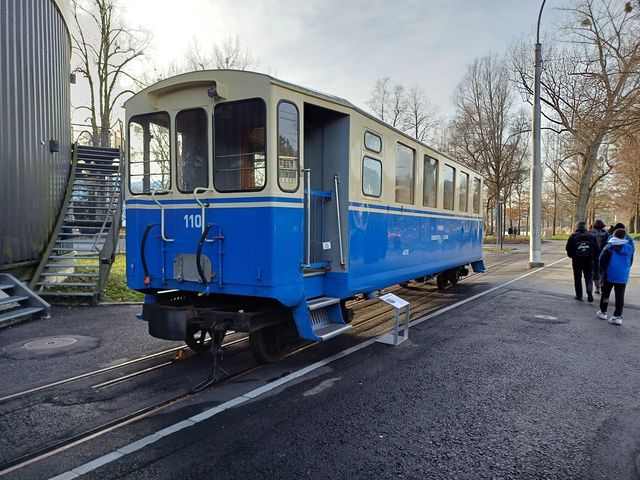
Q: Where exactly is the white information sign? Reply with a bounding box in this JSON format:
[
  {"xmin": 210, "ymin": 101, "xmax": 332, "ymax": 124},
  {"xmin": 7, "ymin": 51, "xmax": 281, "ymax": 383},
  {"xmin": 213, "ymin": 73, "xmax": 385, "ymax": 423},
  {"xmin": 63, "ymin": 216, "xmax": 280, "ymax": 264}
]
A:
[
  {"xmin": 379, "ymin": 293, "xmax": 409, "ymax": 309},
  {"xmin": 377, "ymin": 292, "xmax": 411, "ymax": 346}
]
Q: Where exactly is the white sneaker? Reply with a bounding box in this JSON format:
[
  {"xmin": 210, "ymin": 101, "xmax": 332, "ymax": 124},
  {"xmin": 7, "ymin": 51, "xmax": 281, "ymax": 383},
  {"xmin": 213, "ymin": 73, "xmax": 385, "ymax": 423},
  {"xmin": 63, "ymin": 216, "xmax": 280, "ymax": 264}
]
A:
[
  {"xmin": 597, "ymin": 311, "xmax": 607, "ymax": 320},
  {"xmin": 611, "ymin": 316, "xmax": 622, "ymax": 325}
]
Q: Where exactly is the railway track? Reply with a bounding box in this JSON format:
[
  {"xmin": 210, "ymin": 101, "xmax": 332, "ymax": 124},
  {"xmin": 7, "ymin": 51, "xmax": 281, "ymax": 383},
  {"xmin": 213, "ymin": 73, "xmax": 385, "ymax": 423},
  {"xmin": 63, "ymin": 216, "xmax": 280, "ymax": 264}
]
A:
[
  {"xmin": 2, "ymin": 248, "xmax": 521, "ymax": 404},
  {"xmin": 0, "ymin": 250, "xmax": 528, "ymax": 476}
]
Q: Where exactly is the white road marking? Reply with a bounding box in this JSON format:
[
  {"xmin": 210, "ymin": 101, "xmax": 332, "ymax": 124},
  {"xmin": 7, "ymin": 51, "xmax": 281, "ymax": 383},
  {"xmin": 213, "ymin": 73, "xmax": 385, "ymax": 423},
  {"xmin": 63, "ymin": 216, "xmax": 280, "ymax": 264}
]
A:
[
  {"xmin": 303, "ymin": 377, "xmax": 342, "ymax": 397},
  {"xmin": 49, "ymin": 256, "xmax": 567, "ymax": 480}
]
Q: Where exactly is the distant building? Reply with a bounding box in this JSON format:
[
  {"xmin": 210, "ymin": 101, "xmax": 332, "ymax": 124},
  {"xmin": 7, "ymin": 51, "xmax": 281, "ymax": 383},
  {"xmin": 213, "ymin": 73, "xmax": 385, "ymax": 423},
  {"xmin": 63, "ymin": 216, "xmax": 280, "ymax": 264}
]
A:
[{"xmin": 0, "ymin": 0, "xmax": 72, "ymax": 279}]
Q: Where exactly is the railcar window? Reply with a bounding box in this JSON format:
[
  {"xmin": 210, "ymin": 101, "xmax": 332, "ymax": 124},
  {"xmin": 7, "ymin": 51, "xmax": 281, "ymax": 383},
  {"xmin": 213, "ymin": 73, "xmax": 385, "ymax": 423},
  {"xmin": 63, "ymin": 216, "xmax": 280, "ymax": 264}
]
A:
[
  {"xmin": 362, "ymin": 156, "xmax": 382, "ymax": 197},
  {"xmin": 423, "ymin": 156, "xmax": 438, "ymax": 208},
  {"xmin": 473, "ymin": 177, "xmax": 481, "ymax": 214},
  {"xmin": 176, "ymin": 109, "xmax": 208, "ymax": 193},
  {"xmin": 214, "ymin": 99, "xmax": 266, "ymax": 192},
  {"xmin": 277, "ymin": 101, "xmax": 299, "ymax": 192},
  {"xmin": 443, "ymin": 164, "xmax": 455, "ymax": 211},
  {"xmin": 129, "ymin": 112, "xmax": 171, "ymax": 194},
  {"xmin": 364, "ymin": 131, "xmax": 382, "ymax": 153},
  {"xmin": 459, "ymin": 171, "xmax": 469, "ymax": 212},
  {"xmin": 395, "ymin": 143, "xmax": 415, "ymax": 204}
]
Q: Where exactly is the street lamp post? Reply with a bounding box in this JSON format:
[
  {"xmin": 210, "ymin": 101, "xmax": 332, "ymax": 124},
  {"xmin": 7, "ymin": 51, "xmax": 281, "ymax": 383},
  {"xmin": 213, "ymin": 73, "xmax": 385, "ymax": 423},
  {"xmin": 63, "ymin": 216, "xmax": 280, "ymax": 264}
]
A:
[{"xmin": 529, "ymin": 0, "xmax": 546, "ymax": 268}]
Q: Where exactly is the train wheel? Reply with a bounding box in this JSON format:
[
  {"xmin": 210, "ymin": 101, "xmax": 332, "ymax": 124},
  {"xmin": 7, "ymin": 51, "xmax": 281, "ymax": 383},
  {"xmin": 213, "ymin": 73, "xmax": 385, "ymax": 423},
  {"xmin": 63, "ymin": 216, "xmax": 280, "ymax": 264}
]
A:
[
  {"xmin": 250, "ymin": 324, "xmax": 291, "ymax": 364},
  {"xmin": 185, "ymin": 325, "xmax": 211, "ymax": 354},
  {"xmin": 436, "ymin": 272, "xmax": 448, "ymax": 290}
]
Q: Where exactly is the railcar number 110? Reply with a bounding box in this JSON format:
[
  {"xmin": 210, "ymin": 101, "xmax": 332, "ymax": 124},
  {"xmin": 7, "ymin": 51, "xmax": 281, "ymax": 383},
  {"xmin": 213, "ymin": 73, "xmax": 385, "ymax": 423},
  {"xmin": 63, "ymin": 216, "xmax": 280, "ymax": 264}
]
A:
[{"xmin": 184, "ymin": 214, "xmax": 202, "ymax": 229}]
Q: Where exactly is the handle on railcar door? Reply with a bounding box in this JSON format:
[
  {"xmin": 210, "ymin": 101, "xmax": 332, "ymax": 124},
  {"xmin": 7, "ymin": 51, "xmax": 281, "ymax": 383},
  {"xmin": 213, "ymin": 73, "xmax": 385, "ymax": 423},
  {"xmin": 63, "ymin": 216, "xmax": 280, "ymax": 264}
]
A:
[{"xmin": 151, "ymin": 189, "xmax": 175, "ymax": 242}]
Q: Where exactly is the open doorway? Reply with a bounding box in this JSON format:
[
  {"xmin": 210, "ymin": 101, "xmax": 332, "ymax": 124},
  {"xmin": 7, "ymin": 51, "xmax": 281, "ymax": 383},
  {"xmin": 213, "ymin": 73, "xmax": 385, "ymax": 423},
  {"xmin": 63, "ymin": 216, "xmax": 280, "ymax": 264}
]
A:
[{"xmin": 303, "ymin": 104, "xmax": 350, "ymax": 269}]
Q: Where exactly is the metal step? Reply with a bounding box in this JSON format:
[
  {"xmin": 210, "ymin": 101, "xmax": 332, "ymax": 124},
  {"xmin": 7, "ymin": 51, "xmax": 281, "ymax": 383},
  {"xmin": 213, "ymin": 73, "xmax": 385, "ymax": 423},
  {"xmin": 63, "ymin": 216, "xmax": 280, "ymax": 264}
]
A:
[
  {"xmin": 76, "ymin": 155, "xmax": 120, "ymax": 163},
  {"xmin": 0, "ymin": 307, "xmax": 45, "ymax": 325},
  {"xmin": 49, "ymin": 254, "xmax": 99, "ymax": 259},
  {"xmin": 55, "ymin": 239, "xmax": 106, "ymax": 244},
  {"xmin": 45, "ymin": 263, "xmax": 100, "ymax": 269},
  {"xmin": 313, "ymin": 324, "xmax": 352, "ymax": 341},
  {"xmin": 77, "ymin": 166, "xmax": 119, "ymax": 175},
  {"xmin": 71, "ymin": 187, "xmax": 119, "ymax": 193},
  {"xmin": 307, "ymin": 296, "xmax": 341, "ymax": 311},
  {"xmin": 0, "ymin": 295, "xmax": 29, "ymax": 307},
  {"xmin": 74, "ymin": 180, "xmax": 119, "ymax": 185},
  {"xmin": 61, "ymin": 226, "xmax": 109, "ymax": 231},
  {"xmin": 66, "ymin": 213, "xmax": 114, "ymax": 218},
  {"xmin": 0, "ymin": 274, "xmax": 50, "ymax": 327},
  {"xmin": 50, "ymin": 247, "xmax": 101, "ymax": 253},
  {"xmin": 74, "ymin": 180, "xmax": 120, "ymax": 187},
  {"xmin": 53, "ymin": 232, "xmax": 107, "ymax": 237},
  {"xmin": 67, "ymin": 199, "xmax": 117, "ymax": 204},
  {"xmin": 78, "ymin": 155, "xmax": 119, "ymax": 161},
  {"xmin": 71, "ymin": 195, "xmax": 119, "ymax": 205},
  {"xmin": 41, "ymin": 272, "xmax": 99, "ymax": 277},
  {"xmin": 38, "ymin": 291, "xmax": 96, "ymax": 297},
  {"xmin": 38, "ymin": 281, "xmax": 98, "ymax": 287}
]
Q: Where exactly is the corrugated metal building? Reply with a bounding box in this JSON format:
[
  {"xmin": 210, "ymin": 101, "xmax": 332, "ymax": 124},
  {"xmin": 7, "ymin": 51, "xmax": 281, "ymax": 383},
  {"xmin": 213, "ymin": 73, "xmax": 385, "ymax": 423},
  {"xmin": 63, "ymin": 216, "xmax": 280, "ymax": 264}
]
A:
[{"xmin": 0, "ymin": 0, "xmax": 72, "ymax": 279}]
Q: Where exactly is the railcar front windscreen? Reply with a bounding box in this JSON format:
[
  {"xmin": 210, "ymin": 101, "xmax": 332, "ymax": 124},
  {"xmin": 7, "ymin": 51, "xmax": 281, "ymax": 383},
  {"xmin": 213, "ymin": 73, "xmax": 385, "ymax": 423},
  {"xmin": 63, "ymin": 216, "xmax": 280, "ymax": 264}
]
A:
[
  {"xmin": 214, "ymin": 99, "xmax": 266, "ymax": 192},
  {"xmin": 176, "ymin": 108, "xmax": 208, "ymax": 192},
  {"xmin": 129, "ymin": 112, "xmax": 171, "ymax": 194}
]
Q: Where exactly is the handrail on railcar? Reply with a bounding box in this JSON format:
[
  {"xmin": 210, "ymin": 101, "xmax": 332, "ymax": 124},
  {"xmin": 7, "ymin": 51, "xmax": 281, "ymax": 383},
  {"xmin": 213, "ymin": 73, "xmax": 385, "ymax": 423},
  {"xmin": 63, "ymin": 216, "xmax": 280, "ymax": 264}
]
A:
[
  {"xmin": 151, "ymin": 189, "xmax": 175, "ymax": 243},
  {"xmin": 303, "ymin": 169, "xmax": 312, "ymax": 268},
  {"xmin": 334, "ymin": 175, "xmax": 346, "ymax": 267},
  {"xmin": 193, "ymin": 187, "xmax": 215, "ymax": 242}
]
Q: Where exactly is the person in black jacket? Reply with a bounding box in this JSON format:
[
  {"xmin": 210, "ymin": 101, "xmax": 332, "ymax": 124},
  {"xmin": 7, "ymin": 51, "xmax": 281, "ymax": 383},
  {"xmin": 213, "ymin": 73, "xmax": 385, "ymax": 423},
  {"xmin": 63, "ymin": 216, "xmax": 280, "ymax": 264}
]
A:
[
  {"xmin": 565, "ymin": 221, "xmax": 598, "ymax": 302},
  {"xmin": 588, "ymin": 219, "xmax": 610, "ymax": 294}
]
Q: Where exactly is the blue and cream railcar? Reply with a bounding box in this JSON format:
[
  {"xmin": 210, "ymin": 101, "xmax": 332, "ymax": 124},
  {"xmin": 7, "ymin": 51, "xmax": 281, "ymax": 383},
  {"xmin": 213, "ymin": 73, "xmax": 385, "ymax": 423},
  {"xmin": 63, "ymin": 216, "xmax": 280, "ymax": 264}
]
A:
[{"xmin": 124, "ymin": 70, "xmax": 484, "ymax": 362}]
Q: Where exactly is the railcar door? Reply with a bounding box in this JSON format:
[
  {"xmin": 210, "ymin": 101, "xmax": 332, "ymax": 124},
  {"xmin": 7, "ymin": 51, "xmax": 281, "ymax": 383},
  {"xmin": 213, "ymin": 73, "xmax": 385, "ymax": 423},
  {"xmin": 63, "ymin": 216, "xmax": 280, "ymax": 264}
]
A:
[{"xmin": 302, "ymin": 104, "xmax": 350, "ymax": 271}]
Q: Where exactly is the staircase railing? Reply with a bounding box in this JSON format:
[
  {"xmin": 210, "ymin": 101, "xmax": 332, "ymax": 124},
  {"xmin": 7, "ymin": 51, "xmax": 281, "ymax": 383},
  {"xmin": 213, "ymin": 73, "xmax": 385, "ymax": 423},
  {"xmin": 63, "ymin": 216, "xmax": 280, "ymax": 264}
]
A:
[
  {"xmin": 95, "ymin": 154, "xmax": 123, "ymax": 301},
  {"xmin": 29, "ymin": 146, "xmax": 79, "ymax": 290}
]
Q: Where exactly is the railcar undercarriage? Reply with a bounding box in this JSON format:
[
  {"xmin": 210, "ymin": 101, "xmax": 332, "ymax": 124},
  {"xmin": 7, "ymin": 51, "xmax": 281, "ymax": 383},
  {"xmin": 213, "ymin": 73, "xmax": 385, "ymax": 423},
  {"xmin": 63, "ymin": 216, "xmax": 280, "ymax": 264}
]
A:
[{"xmin": 142, "ymin": 291, "xmax": 299, "ymax": 363}]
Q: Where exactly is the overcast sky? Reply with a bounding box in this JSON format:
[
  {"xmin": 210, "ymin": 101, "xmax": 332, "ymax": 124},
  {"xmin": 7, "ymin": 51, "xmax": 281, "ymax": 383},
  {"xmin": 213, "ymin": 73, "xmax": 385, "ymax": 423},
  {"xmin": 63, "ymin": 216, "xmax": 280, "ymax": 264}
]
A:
[{"xmin": 76, "ymin": 0, "xmax": 569, "ymax": 121}]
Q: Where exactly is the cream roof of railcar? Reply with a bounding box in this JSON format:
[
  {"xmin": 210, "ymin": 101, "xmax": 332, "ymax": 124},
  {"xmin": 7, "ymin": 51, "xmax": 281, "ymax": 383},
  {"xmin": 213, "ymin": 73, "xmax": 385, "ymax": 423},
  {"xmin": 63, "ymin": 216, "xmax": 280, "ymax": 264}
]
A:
[{"xmin": 124, "ymin": 69, "xmax": 482, "ymax": 178}]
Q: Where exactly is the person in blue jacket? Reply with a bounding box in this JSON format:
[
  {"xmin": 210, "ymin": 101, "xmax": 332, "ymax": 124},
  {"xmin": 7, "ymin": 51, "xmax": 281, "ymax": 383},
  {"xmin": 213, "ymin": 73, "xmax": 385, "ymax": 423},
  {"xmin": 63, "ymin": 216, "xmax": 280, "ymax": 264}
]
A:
[
  {"xmin": 597, "ymin": 228, "xmax": 634, "ymax": 325},
  {"xmin": 612, "ymin": 222, "xmax": 635, "ymax": 262}
]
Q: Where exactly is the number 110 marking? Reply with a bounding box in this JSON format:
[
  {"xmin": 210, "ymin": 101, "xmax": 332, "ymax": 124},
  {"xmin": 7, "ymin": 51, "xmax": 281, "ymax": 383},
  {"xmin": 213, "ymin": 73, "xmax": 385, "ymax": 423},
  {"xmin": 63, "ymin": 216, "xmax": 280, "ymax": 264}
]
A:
[{"xmin": 184, "ymin": 214, "xmax": 202, "ymax": 229}]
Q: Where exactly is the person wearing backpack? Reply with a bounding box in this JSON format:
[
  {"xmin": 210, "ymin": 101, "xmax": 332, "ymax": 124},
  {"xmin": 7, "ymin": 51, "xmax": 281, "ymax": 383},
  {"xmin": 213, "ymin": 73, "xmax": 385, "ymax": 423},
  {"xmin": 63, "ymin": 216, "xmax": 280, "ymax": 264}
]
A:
[
  {"xmin": 596, "ymin": 228, "xmax": 634, "ymax": 325},
  {"xmin": 565, "ymin": 221, "xmax": 597, "ymax": 302},
  {"xmin": 589, "ymin": 219, "xmax": 610, "ymax": 294}
]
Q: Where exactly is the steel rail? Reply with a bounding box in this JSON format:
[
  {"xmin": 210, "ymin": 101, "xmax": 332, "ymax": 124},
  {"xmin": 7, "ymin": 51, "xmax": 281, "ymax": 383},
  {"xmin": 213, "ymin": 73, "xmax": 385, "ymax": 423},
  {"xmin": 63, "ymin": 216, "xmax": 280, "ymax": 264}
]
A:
[
  {"xmin": 0, "ymin": 251, "xmax": 527, "ymax": 476},
  {"xmin": 0, "ymin": 335, "xmax": 247, "ymax": 404},
  {"xmin": 0, "ymin": 362, "xmax": 265, "ymax": 476}
]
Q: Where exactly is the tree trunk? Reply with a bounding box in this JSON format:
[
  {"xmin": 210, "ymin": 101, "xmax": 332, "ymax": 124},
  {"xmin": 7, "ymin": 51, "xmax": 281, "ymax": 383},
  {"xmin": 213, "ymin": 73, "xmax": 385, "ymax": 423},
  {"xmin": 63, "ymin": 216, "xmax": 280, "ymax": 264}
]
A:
[{"xmin": 574, "ymin": 137, "xmax": 605, "ymax": 222}]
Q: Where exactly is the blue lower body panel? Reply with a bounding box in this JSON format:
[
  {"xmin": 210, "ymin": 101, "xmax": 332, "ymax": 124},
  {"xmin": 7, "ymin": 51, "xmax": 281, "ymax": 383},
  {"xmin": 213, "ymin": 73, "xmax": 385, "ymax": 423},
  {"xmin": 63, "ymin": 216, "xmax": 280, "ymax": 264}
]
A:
[{"xmin": 125, "ymin": 199, "xmax": 482, "ymax": 342}]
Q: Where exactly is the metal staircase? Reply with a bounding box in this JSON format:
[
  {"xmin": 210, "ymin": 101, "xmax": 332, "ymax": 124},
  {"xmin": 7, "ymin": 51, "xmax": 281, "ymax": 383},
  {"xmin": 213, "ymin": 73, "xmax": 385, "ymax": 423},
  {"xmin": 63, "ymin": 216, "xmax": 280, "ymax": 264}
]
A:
[
  {"xmin": 30, "ymin": 145, "xmax": 123, "ymax": 304},
  {"xmin": 0, "ymin": 274, "xmax": 50, "ymax": 328}
]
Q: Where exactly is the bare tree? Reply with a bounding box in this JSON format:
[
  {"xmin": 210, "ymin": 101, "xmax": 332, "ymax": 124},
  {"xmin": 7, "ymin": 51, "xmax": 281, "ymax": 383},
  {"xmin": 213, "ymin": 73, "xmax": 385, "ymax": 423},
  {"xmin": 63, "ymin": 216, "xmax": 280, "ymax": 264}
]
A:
[
  {"xmin": 448, "ymin": 55, "xmax": 530, "ymax": 235},
  {"xmin": 388, "ymin": 84, "xmax": 407, "ymax": 128},
  {"xmin": 185, "ymin": 36, "xmax": 257, "ymax": 71},
  {"xmin": 402, "ymin": 85, "xmax": 441, "ymax": 143},
  {"xmin": 513, "ymin": 0, "xmax": 640, "ymax": 221},
  {"xmin": 71, "ymin": 0, "xmax": 150, "ymax": 146},
  {"xmin": 366, "ymin": 77, "xmax": 391, "ymax": 122},
  {"xmin": 614, "ymin": 133, "xmax": 640, "ymax": 232}
]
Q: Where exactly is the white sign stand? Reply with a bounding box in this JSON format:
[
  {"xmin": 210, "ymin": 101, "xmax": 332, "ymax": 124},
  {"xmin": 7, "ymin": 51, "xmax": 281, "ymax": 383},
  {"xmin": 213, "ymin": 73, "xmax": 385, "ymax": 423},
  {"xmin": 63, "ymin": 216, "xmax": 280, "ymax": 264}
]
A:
[{"xmin": 377, "ymin": 293, "xmax": 410, "ymax": 346}]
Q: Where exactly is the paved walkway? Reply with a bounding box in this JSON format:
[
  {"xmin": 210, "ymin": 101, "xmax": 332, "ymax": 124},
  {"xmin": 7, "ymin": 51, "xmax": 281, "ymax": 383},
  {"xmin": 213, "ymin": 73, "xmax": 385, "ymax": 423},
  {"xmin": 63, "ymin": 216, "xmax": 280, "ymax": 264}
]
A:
[
  {"xmin": 74, "ymin": 242, "xmax": 640, "ymax": 479},
  {"xmin": 5, "ymin": 241, "xmax": 639, "ymax": 479}
]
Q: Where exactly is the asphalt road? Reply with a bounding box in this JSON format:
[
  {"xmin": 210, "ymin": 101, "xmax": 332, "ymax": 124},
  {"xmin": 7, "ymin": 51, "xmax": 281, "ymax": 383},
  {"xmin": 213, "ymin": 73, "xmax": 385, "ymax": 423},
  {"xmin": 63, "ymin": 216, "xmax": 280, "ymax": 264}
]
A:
[{"xmin": 5, "ymin": 241, "xmax": 640, "ymax": 479}]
